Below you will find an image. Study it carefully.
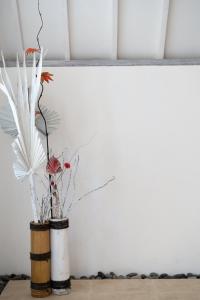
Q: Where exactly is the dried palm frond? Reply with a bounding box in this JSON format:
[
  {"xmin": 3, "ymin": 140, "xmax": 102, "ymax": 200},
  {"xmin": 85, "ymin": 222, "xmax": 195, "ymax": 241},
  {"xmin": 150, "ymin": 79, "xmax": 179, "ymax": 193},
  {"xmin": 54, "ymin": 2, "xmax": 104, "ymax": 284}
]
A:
[
  {"xmin": 0, "ymin": 102, "xmax": 60, "ymax": 138},
  {"xmin": 0, "ymin": 51, "xmax": 46, "ymax": 222},
  {"xmin": 35, "ymin": 105, "xmax": 60, "ymax": 136},
  {"xmin": 0, "ymin": 104, "xmax": 17, "ymax": 137}
]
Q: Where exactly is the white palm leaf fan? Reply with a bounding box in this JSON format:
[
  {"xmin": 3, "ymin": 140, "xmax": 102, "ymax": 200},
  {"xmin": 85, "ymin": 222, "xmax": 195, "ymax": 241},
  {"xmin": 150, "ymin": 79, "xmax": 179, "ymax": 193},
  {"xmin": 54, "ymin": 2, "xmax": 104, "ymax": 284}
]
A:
[
  {"xmin": 0, "ymin": 50, "xmax": 46, "ymax": 222},
  {"xmin": 35, "ymin": 105, "xmax": 60, "ymax": 136},
  {"xmin": 0, "ymin": 102, "xmax": 60, "ymax": 138},
  {"xmin": 0, "ymin": 103, "xmax": 17, "ymax": 137}
]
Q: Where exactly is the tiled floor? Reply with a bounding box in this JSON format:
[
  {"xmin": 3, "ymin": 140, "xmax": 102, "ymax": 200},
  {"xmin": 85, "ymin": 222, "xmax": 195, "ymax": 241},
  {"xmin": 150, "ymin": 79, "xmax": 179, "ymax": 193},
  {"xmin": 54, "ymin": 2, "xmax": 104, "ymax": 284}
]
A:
[{"xmin": 1, "ymin": 279, "xmax": 200, "ymax": 299}]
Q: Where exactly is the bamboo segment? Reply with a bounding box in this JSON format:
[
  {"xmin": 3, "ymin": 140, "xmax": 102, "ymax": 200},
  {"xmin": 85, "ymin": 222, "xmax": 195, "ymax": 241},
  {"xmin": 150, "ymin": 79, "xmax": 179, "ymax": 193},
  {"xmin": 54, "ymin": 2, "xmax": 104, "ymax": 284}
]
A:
[
  {"xmin": 50, "ymin": 218, "xmax": 71, "ymax": 295},
  {"xmin": 30, "ymin": 222, "xmax": 51, "ymax": 298}
]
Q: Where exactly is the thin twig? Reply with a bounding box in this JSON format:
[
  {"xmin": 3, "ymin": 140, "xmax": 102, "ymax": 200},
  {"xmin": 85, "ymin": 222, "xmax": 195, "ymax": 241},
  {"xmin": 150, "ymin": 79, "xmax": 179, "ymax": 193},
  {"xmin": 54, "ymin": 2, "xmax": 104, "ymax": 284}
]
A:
[
  {"xmin": 77, "ymin": 176, "xmax": 115, "ymax": 201},
  {"xmin": 73, "ymin": 154, "xmax": 79, "ymax": 190},
  {"xmin": 35, "ymin": 173, "xmax": 49, "ymax": 190},
  {"xmin": 63, "ymin": 169, "xmax": 72, "ymax": 208},
  {"xmin": 62, "ymin": 155, "xmax": 79, "ymax": 213},
  {"xmin": 67, "ymin": 176, "xmax": 115, "ymax": 213}
]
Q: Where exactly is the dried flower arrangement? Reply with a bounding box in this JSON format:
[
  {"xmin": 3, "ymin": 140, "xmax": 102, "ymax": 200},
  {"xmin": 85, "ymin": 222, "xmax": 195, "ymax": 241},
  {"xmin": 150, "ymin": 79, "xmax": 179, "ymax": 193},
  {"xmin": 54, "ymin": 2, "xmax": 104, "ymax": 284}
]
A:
[
  {"xmin": 0, "ymin": 47, "xmax": 114, "ymax": 296},
  {"xmin": 0, "ymin": 0, "xmax": 115, "ymax": 296},
  {"xmin": 0, "ymin": 52, "xmax": 114, "ymax": 222}
]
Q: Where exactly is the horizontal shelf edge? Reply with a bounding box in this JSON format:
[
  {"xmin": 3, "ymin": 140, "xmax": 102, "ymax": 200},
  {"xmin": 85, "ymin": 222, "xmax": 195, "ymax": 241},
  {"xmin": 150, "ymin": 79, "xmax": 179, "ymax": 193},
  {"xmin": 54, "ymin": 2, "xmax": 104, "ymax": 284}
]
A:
[{"xmin": 1, "ymin": 58, "xmax": 200, "ymax": 67}]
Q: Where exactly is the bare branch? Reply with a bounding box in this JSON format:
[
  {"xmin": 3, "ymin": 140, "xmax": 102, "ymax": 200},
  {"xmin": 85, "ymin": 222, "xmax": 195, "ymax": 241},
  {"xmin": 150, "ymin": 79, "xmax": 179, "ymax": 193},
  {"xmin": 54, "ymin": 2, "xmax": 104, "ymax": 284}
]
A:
[
  {"xmin": 67, "ymin": 176, "xmax": 115, "ymax": 213},
  {"xmin": 73, "ymin": 154, "xmax": 79, "ymax": 190}
]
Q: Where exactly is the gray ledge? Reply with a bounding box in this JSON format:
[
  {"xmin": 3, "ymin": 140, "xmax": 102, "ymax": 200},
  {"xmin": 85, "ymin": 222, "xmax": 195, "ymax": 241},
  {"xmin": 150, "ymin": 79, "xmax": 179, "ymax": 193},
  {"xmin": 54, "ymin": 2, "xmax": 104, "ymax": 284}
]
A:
[{"xmin": 1, "ymin": 58, "xmax": 200, "ymax": 67}]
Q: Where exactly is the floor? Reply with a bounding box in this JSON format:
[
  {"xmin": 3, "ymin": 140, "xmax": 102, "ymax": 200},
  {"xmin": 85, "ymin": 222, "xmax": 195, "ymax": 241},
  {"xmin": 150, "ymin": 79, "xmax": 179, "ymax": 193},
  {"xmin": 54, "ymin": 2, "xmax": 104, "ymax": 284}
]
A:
[{"xmin": 1, "ymin": 279, "xmax": 200, "ymax": 300}]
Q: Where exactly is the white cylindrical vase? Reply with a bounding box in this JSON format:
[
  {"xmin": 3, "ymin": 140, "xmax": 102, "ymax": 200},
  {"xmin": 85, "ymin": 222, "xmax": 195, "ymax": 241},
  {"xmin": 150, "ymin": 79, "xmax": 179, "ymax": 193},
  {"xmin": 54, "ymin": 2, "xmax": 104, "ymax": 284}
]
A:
[{"xmin": 50, "ymin": 218, "xmax": 71, "ymax": 295}]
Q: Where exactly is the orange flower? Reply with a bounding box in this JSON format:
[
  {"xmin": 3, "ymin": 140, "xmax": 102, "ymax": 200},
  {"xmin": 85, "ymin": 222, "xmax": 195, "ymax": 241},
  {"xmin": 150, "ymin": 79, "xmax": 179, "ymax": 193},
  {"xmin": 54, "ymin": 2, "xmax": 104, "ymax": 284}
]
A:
[
  {"xmin": 25, "ymin": 48, "xmax": 39, "ymax": 55},
  {"xmin": 41, "ymin": 72, "xmax": 53, "ymax": 83}
]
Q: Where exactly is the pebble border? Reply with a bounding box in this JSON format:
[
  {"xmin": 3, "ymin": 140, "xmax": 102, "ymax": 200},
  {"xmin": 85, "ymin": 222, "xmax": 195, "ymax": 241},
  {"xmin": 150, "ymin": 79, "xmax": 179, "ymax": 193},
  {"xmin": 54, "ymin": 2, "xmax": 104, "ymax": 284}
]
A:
[{"xmin": 0, "ymin": 272, "xmax": 199, "ymax": 294}]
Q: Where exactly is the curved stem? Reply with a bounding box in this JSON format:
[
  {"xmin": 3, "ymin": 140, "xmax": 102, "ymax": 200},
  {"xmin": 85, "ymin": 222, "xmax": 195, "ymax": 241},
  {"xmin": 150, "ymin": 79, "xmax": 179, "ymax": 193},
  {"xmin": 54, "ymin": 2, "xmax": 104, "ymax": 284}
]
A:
[
  {"xmin": 36, "ymin": 0, "xmax": 52, "ymax": 217},
  {"xmin": 38, "ymin": 83, "xmax": 53, "ymax": 218},
  {"xmin": 36, "ymin": 0, "xmax": 43, "ymax": 67},
  {"xmin": 38, "ymin": 83, "xmax": 49, "ymax": 159},
  {"xmin": 36, "ymin": 0, "xmax": 43, "ymax": 50}
]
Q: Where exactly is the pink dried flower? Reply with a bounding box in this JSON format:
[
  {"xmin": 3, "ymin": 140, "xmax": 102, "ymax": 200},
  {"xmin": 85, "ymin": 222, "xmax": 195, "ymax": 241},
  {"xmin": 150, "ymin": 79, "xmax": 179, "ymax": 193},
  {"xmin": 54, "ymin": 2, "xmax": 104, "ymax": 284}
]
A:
[
  {"xmin": 64, "ymin": 162, "xmax": 71, "ymax": 169},
  {"xmin": 46, "ymin": 156, "xmax": 62, "ymax": 175}
]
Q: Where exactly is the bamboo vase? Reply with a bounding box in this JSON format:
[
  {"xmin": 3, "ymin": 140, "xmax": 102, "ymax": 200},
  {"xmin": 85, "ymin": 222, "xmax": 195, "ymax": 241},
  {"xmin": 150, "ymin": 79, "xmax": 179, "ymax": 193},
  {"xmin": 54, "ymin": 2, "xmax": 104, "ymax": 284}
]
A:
[
  {"xmin": 30, "ymin": 222, "xmax": 51, "ymax": 298},
  {"xmin": 50, "ymin": 218, "xmax": 71, "ymax": 295}
]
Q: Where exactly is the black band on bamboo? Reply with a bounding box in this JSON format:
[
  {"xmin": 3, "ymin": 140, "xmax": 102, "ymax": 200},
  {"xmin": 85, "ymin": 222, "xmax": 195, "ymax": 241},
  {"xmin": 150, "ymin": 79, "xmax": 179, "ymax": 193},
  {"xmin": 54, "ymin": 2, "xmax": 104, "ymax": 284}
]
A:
[
  {"xmin": 31, "ymin": 281, "xmax": 51, "ymax": 290},
  {"xmin": 50, "ymin": 219, "xmax": 69, "ymax": 230},
  {"xmin": 30, "ymin": 252, "xmax": 51, "ymax": 261},
  {"xmin": 30, "ymin": 222, "xmax": 50, "ymax": 231},
  {"xmin": 51, "ymin": 279, "xmax": 71, "ymax": 289}
]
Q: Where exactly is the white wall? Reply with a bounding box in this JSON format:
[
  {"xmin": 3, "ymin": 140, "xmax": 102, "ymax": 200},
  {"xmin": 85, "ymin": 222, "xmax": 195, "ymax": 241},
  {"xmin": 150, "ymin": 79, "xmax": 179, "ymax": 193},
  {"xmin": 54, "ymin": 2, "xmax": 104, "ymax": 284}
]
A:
[{"xmin": 1, "ymin": 66, "xmax": 200, "ymax": 276}]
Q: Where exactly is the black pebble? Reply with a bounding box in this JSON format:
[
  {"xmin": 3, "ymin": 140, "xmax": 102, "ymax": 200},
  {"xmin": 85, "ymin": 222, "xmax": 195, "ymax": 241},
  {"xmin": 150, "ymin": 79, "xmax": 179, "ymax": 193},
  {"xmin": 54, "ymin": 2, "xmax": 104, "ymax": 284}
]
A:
[
  {"xmin": 0, "ymin": 276, "xmax": 9, "ymax": 282},
  {"xmin": 173, "ymin": 274, "xmax": 187, "ymax": 279},
  {"xmin": 97, "ymin": 272, "xmax": 106, "ymax": 279},
  {"xmin": 187, "ymin": 273, "xmax": 196, "ymax": 278},
  {"xmin": 21, "ymin": 274, "xmax": 30, "ymax": 280},
  {"xmin": 159, "ymin": 273, "xmax": 169, "ymax": 279},
  {"xmin": 127, "ymin": 273, "xmax": 138, "ymax": 278},
  {"xmin": 150, "ymin": 272, "xmax": 158, "ymax": 278},
  {"xmin": 109, "ymin": 272, "xmax": 117, "ymax": 279},
  {"xmin": 105, "ymin": 273, "xmax": 112, "ymax": 279}
]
